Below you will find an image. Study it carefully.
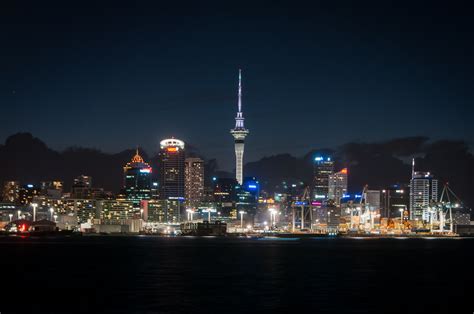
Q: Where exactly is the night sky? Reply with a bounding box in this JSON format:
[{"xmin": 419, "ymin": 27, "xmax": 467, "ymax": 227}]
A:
[{"xmin": 1, "ymin": 1, "xmax": 472, "ymax": 170}]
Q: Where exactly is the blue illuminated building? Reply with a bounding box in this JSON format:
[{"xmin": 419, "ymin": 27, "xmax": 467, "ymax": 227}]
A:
[{"xmin": 123, "ymin": 148, "xmax": 152, "ymax": 203}]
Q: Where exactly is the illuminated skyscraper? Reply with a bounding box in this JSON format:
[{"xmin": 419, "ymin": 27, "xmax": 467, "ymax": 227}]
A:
[
  {"xmin": 328, "ymin": 168, "xmax": 348, "ymax": 205},
  {"xmin": 123, "ymin": 148, "xmax": 152, "ymax": 202},
  {"xmin": 184, "ymin": 157, "xmax": 204, "ymax": 208},
  {"xmin": 230, "ymin": 70, "xmax": 249, "ymax": 185},
  {"xmin": 159, "ymin": 138, "xmax": 185, "ymax": 200},
  {"xmin": 410, "ymin": 158, "xmax": 438, "ymax": 222},
  {"xmin": 313, "ymin": 156, "xmax": 334, "ymax": 201},
  {"xmin": 410, "ymin": 172, "xmax": 438, "ymax": 222}
]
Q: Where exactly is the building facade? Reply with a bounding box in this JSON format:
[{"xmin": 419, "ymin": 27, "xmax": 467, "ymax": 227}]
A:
[
  {"xmin": 313, "ymin": 156, "xmax": 334, "ymax": 201},
  {"xmin": 158, "ymin": 138, "xmax": 185, "ymax": 200},
  {"xmin": 410, "ymin": 172, "xmax": 439, "ymax": 222},
  {"xmin": 328, "ymin": 168, "xmax": 348, "ymax": 205},
  {"xmin": 381, "ymin": 185, "xmax": 410, "ymax": 219},
  {"xmin": 123, "ymin": 149, "xmax": 152, "ymax": 203},
  {"xmin": 184, "ymin": 157, "xmax": 204, "ymax": 208}
]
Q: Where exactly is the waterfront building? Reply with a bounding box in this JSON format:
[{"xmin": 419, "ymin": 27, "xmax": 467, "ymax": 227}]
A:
[
  {"xmin": 235, "ymin": 178, "xmax": 259, "ymax": 224},
  {"xmin": 123, "ymin": 148, "xmax": 152, "ymax": 202},
  {"xmin": 230, "ymin": 70, "xmax": 249, "ymax": 185},
  {"xmin": 184, "ymin": 157, "xmax": 204, "ymax": 208},
  {"xmin": 410, "ymin": 172, "xmax": 438, "ymax": 222},
  {"xmin": 365, "ymin": 190, "xmax": 381, "ymax": 211},
  {"xmin": 313, "ymin": 156, "xmax": 334, "ymax": 201},
  {"xmin": 381, "ymin": 185, "xmax": 410, "ymax": 218},
  {"xmin": 213, "ymin": 177, "xmax": 237, "ymax": 218},
  {"xmin": 143, "ymin": 199, "xmax": 181, "ymax": 223},
  {"xmin": 328, "ymin": 168, "xmax": 348, "ymax": 205},
  {"xmin": 97, "ymin": 199, "xmax": 138, "ymax": 221}
]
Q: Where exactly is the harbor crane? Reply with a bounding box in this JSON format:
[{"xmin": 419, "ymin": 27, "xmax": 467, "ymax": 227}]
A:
[{"xmin": 291, "ymin": 186, "xmax": 313, "ymax": 232}]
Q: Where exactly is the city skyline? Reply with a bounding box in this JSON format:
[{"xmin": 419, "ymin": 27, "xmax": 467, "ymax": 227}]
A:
[{"xmin": 1, "ymin": 2, "xmax": 473, "ymax": 313}]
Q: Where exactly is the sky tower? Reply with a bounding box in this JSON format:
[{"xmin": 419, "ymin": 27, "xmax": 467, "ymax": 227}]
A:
[{"xmin": 230, "ymin": 69, "xmax": 249, "ymax": 185}]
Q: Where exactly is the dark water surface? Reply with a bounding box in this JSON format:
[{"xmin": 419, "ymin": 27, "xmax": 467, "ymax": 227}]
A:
[{"xmin": 0, "ymin": 236, "xmax": 472, "ymax": 313}]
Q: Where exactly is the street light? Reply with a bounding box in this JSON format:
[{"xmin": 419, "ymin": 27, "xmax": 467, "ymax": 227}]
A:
[
  {"xmin": 269, "ymin": 208, "xmax": 276, "ymax": 228},
  {"xmin": 399, "ymin": 208, "xmax": 404, "ymax": 230},
  {"xmin": 239, "ymin": 211, "xmax": 245, "ymax": 229},
  {"xmin": 186, "ymin": 209, "xmax": 194, "ymax": 221},
  {"xmin": 9, "ymin": 213, "xmax": 13, "ymax": 222},
  {"xmin": 53, "ymin": 214, "xmax": 58, "ymax": 223},
  {"xmin": 31, "ymin": 203, "xmax": 38, "ymax": 222},
  {"xmin": 140, "ymin": 209, "xmax": 144, "ymax": 220},
  {"xmin": 49, "ymin": 207, "xmax": 54, "ymax": 221},
  {"xmin": 17, "ymin": 210, "xmax": 22, "ymax": 220}
]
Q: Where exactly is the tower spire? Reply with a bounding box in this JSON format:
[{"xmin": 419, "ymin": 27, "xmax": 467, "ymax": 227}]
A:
[
  {"xmin": 412, "ymin": 157, "xmax": 415, "ymax": 179},
  {"xmin": 238, "ymin": 69, "xmax": 242, "ymax": 113},
  {"xmin": 234, "ymin": 69, "xmax": 245, "ymax": 129}
]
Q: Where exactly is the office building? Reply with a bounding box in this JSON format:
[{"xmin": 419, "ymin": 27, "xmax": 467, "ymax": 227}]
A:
[
  {"xmin": 381, "ymin": 185, "xmax": 410, "ymax": 218},
  {"xmin": 328, "ymin": 168, "xmax": 348, "ymax": 205},
  {"xmin": 410, "ymin": 172, "xmax": 438, "ymax": 222},
  {"xmin": 72, "ymin": 175, "xmax": 93, "ymax": 199},
  {"xmin": 18, "ymin": 184, "xmax": 41, "ymax": 205},
  {"xmin": 213, "ymin": 177, "xmax": 238, "ymax": 217},
  {"xmin": 365, "ymin": 190, "xmax": 381, "ymax": 211},
  {"xmin": 184, "ymin": 157, "xmax": 204, "ymax": 208},
  {"xmin": 123, "ymin": 148, "xmax": 152, "ymax": 202},
  {"xmin": 159, "ymin": 138, "xmax": 185, "ymax": 200},
  {"xmin": 313, "ymin": 156, "xmax": 334, "ymax": 201}
]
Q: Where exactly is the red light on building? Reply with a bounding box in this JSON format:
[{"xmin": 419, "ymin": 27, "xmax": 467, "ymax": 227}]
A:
[
  {"xmin": 340, "ymin": 168, "xmax": 348, "ymax": 174},
  {"xmin": 167, "ymin": 147, "xmax": 178, "ymax": 152}
]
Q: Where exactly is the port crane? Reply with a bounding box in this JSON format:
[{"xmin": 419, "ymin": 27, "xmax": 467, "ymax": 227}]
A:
[
  {"xmin": 291, "ymin": 186, "xmax": 313, "ymax": 232},
  {"xmin": 429, "ymin": 183, "xmax": 462, "ymax": 233}
]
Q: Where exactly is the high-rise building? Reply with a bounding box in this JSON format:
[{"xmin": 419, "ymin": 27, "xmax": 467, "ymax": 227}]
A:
[
  {"xmin": 213, "ymin": 177, "xmax": 238, "ymax": 218},
  {"xmin": 313, "ymin": 156, "xmax": 334, "ymax": 201},
  {"xmin": 230, "ymin": 70, "xmax": 249, "ymax": 185},
  {"xmin": 365, "ymin": 190, "xmax": 381, "ymax": 214},
  {"xmin": 184, "ymin": 157, "xmax": 204, "ymax": 208},
  {"xmin": 123, "ymin": 148, "xmax": 152, "ymax": 202},
  {"xmin": 2, "ymin": 181, "xmax": 20, "ymax": 203},
  {"xmin": 328, "ymin": 168, "xmax": 348, "ymax": 205},
  {"xmin": 159, "ymin": 138, "xmax": 185, "ymax": 201},
  {"xmin": 18, "ymin": 184, "xmax": 41, "ymax": 205},
  {"xmin": 381, "ymin": 185, "xmax": 410, "ymax": 218},
  {"xmin": 410, "ymin": 171, "xmax": 438, "ymax": 222},
  {"xmin": 72, "ymin": 175, "xmax": 93, "ymax": 199}
]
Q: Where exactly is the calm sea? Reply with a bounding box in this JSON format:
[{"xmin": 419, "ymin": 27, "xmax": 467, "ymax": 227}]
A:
[{"xmin": 0, "ymin": 236, "xmax": 472, "ymax": 313}]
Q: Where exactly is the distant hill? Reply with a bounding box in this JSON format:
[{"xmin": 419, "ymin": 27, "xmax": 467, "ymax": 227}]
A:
[
  {"xmin": 0, "ymin": 133, "xmax": 473, "ymax": 208},
  {"xmin": 245, "ymin": 136, "xmax": 474, "ymax": 208}
]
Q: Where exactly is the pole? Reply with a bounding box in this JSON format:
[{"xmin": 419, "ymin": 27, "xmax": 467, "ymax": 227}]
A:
[
  {"xmin": 301, "ymin": 205, "xmax": 304, "ymax": 230},
  {"xmin": 32, "ymin": 203, "xmax": 38, "ymax": 222},
  {"xmin": 292, "ymin": 206, "xmax": 295, "ymax": 232},
  {"xmin": 240, "ymin": 212, "xmax": 244, "ymax": 229}
]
